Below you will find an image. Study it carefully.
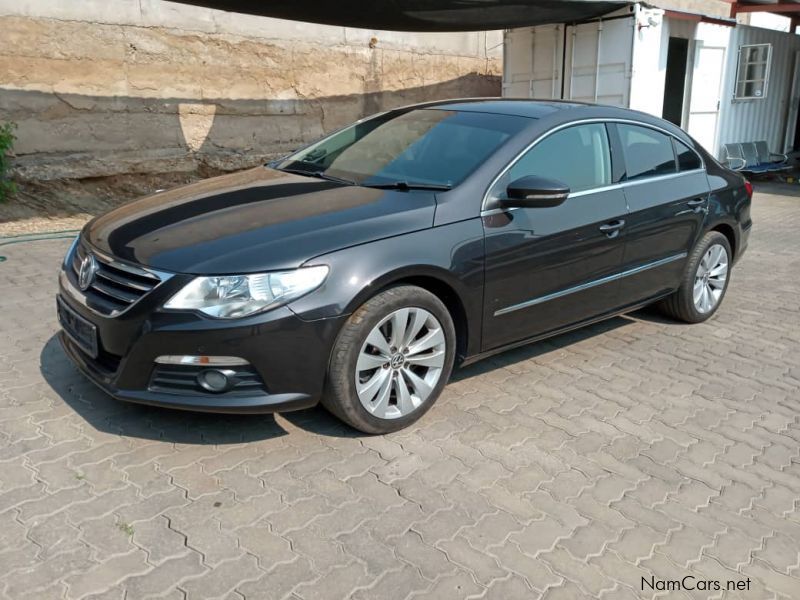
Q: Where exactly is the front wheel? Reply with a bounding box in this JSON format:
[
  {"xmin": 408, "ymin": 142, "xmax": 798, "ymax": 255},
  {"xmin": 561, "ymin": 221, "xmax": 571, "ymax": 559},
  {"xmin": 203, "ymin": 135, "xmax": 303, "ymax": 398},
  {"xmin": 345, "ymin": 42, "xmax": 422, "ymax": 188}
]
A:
[
  {"xmin": 323, "ymin": 286, "xmax": 456, "ymax": 434},
  {"xmin": 659, "ymin": 231, "xmax": 732, "ymax": 323}
]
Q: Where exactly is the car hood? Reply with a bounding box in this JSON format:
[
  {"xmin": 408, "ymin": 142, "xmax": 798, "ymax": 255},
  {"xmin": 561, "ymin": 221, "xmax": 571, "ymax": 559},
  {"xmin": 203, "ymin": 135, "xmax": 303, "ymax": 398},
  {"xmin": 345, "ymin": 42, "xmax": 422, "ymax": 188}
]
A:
[{"xmin": 84, "ymin": 167, "xmax": 437, "ymax": 274}]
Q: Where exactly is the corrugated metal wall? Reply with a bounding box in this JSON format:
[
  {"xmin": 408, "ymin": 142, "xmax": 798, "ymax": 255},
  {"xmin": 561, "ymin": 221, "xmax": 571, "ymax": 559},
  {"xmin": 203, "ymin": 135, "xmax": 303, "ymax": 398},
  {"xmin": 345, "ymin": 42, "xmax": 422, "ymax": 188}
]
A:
[{"xmin": 716, "ymin": 25, "xmax": 800, "ymax": 155}]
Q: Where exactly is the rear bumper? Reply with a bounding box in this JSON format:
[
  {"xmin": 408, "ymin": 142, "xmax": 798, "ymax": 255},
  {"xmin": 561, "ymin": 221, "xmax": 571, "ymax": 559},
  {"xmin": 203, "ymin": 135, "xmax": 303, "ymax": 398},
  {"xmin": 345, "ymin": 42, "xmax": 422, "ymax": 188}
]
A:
[{"xmin": 737, "ymin": 221, "xmax": 752, "ymax": 263}]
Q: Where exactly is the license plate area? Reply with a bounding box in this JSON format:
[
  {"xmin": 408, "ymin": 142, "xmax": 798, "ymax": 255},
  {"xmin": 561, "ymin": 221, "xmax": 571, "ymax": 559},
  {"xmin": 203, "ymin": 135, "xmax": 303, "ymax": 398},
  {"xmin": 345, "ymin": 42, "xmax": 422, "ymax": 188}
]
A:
[{"xmin": 57, "ymin": 297, "xmax": 99, "ymax": 359}]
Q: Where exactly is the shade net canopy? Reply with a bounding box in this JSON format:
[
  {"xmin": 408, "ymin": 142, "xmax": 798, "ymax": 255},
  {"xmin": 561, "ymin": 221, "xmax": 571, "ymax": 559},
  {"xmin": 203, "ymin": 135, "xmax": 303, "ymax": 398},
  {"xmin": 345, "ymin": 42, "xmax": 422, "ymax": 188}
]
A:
[{"xmin": 170, "ymin": 0, "xmax": 632, "ymax": 31}]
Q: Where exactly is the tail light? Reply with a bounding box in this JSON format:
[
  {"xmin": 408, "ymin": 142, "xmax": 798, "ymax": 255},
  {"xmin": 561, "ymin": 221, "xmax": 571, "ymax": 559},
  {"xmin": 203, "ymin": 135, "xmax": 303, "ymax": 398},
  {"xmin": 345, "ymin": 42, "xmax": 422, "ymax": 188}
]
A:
[{"xmin": 744, "ymin": 179, "xmax": 753, "ymax": 199}]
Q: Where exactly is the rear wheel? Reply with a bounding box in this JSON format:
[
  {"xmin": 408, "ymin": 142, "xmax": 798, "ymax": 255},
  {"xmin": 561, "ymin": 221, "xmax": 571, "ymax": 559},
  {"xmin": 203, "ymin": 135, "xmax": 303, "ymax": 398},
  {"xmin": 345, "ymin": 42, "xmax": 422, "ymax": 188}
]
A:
[
  {"xmin": 659, "ymin": 231, "xmax": 731, "ymax": 323},
  {"xmin": 323, "ymin": 286, "xmax": 456, "ymax": 434}
]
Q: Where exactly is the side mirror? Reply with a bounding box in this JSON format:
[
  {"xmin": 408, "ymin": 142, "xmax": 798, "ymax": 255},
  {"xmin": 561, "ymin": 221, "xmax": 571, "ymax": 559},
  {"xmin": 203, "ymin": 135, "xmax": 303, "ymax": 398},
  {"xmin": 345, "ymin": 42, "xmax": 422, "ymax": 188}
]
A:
[{"xmin": 501, "ymin": 176, "xmax": 570, "ymax": 208}]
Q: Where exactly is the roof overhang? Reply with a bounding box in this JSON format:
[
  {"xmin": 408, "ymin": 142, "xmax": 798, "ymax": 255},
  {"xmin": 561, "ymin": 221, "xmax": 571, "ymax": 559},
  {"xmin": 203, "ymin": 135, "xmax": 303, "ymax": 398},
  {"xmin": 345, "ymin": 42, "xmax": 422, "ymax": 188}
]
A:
[
  {"xmin": 169, "ymin": 0, "xmax": 633, "ymax": 31},
  {"xmin": 723, "ymin": 0, "xmax": 800, "ymax": 19},
  {"xmin": 662, "ymin": 9, "xmax": 736, "ymax": 27}
]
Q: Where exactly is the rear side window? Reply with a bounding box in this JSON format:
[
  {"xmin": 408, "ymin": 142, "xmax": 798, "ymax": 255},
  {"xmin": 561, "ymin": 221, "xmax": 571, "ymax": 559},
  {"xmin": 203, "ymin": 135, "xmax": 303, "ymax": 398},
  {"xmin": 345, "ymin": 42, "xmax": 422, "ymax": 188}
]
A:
[
  {"xmin": 674, "ymin": 139, "xmax": 702, "ymax": 171},
  {"xmin": 618, "ymin": 124, "xmax": 677, "ymax": 180},
  {"xmin": 509, "ymin": 123, "xmax": 612, "ymax": 193}
]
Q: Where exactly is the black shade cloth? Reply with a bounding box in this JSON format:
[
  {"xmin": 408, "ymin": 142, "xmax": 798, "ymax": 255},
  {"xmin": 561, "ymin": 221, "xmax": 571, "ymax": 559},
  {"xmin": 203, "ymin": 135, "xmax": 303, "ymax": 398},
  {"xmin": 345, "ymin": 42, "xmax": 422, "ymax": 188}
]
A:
[{"xmin": 170, "ymin": 0, "xmax": 631, "ymax": 31}]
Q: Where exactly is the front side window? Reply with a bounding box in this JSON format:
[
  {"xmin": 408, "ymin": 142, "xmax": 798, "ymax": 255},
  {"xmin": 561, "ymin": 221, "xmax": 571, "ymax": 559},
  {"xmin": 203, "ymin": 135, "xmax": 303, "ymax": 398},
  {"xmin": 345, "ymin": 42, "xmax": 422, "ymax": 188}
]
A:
[
  {"xmin": 674, "ymin": 139, "xmax": 702, "ymax": 171},
  {"xmin": 618, "ymin": 124, "xmax": 677, "ymax": 180},
  {"xmin": 275, "ymin": 109, "xmax": 527, "ymax": 188},
  {"xmin": 507, "ymin": 123, "xmax": 612, "ymax": 193},
  {"xmin": 735, "ymin": 44, "xmax": 771, "ymax": 100}
]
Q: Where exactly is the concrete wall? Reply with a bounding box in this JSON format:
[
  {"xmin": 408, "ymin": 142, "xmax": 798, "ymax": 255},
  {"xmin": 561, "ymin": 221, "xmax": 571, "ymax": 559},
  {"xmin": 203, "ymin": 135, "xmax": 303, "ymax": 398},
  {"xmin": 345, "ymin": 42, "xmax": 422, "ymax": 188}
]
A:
[{"xmin": 0, "ymin": 0, "xmax": 502, "ymax": 181}]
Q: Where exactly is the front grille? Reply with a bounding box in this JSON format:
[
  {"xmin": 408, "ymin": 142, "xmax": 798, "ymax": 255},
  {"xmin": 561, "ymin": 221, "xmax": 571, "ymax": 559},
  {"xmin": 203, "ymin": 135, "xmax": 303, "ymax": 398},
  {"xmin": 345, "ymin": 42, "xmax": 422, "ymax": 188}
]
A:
[
  {"xmin": 149, "ymin": 364, "xmax": 268, "ymax": 396},
  {"xmin": 71, "ymin": 244, "xmax": 162, "ymax": 316}
]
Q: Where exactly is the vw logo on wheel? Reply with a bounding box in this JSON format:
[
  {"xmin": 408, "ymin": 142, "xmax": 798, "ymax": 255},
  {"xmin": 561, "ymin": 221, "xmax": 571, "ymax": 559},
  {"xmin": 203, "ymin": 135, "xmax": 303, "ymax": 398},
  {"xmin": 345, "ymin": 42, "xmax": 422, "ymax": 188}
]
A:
[{"xmin": 78, "ymin": 254, "xmax": 99, "ymax": 291}]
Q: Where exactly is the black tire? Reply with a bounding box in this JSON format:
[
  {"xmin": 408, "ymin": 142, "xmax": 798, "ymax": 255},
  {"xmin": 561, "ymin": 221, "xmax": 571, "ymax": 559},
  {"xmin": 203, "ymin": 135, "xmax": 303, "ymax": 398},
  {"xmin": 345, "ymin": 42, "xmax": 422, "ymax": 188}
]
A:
[
  {"xmin": 322, "ymin": 285, "xmax": 456, "ymax": 434},
  {"xmin": 659, "ymin": 231, "xmax": 732, "ymax": 323}
]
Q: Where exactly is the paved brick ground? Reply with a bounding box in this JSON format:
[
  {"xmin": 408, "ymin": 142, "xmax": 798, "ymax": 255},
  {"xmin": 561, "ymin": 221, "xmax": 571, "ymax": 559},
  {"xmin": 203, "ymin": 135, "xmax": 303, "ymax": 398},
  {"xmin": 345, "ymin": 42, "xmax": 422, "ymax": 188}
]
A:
[{"xmin": 1, "ymin": 187, "xmax": 799, "ymax": 600}]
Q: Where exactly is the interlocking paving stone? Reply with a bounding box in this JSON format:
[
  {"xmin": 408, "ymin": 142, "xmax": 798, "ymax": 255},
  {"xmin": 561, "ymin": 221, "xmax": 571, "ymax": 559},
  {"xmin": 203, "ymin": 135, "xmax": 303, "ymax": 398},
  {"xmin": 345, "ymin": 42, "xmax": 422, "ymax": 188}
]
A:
[{"xmin": 1, "ymin": 189, "xmax": 799, "ymax": 598}]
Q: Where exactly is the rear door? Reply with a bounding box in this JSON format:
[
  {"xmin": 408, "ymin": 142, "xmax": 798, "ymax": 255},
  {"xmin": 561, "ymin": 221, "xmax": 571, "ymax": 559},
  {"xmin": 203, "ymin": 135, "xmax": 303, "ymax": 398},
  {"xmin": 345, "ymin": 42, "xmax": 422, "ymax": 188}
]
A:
[
  {"xmin": 612, "ymin": 123, "xmax": 709, "ymax": 304},
  {"xmin": 481, "ymin": 122, "xmax": 629, "ymax": 350}
]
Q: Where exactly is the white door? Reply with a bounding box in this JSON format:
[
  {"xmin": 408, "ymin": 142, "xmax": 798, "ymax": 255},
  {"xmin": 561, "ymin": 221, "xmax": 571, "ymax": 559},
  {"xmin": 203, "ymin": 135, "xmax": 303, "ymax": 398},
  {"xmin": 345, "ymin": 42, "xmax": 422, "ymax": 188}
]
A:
[
  {"xmin": 564, "ymin": 18, "xmax": 633, "ymax": 106},
  {"xmin": 502, "ymin": 25, "xmax": 563, "ymax": 98},
  {"xmin": 783, "ymin": 50, "xmax": 800, "ymax": 152},
  {"xmin": 687, "ymin": 42, "xmax": 726, "ymax": 154}
]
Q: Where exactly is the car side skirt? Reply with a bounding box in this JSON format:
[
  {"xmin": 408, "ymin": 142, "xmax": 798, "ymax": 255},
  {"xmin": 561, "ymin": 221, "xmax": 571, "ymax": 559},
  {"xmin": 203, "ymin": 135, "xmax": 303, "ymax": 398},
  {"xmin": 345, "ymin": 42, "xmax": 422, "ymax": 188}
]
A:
[{"xmin": 459, "ymin": 291, "xmax": 673, "ymax": 367}]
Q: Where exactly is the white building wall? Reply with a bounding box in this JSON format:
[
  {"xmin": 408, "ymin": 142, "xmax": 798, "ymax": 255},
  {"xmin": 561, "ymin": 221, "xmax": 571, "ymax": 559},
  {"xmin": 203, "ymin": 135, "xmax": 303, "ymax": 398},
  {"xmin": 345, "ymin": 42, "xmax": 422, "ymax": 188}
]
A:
[
  {"xmin": 565, "ymin": 15, "xmax": 634, "ymax": 105},
  {"xmin": 502, "ymin": 5, "xmax": 635, "ymax": 104},
  {"xmin": 502, "ymin": 25, "xmax": 564, "ymax": 98},
  {"xmin": 503, "ymin": 5, "xmax": 800, "ymax": 158},
  {"xmin": 629, "ymin": 6, "xmax": 667, "ymax": 116}
]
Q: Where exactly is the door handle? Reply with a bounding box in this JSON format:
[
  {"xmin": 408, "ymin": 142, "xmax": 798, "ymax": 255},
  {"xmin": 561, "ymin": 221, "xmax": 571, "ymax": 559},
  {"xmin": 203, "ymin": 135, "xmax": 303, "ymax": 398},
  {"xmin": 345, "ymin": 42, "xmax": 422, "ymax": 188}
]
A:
[
  {"xmin": 686, "ymin": 198, "xmax": 708, "ymax": 214},
  {"xmin": 599, "ymin": 219, "xmax": 625, "ymax": 238}
]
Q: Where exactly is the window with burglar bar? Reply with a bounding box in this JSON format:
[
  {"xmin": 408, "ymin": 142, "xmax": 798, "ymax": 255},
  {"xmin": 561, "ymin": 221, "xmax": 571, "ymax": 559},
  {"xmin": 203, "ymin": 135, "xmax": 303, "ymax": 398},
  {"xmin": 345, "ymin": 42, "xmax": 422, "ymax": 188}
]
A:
[{"xmin": 734, "ymin": 44, "xmax": 771, "ymax": 100}]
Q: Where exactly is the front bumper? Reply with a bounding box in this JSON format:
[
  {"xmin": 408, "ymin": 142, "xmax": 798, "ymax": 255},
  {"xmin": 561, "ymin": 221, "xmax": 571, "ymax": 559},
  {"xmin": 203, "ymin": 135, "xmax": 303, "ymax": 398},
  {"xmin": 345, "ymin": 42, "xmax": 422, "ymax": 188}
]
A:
[
  {"xmin": 57, "ymin": 270, "xmax": 345, "ymax": 414},
  {"xmin": 59, "ymin": 331, "xmax": 317, "ymax": 413}
]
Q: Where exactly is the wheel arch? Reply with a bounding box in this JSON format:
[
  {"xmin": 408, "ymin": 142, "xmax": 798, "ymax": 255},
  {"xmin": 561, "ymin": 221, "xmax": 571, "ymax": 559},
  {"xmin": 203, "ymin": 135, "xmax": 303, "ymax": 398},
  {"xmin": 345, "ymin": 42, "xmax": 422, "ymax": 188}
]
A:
[
  {"xmin": 343, "ymin": 266, "xmax": 475, "ymax": 361},
  {"xmin": 708, "ymin": 222, "xmax": 737, "ymax": 258}
]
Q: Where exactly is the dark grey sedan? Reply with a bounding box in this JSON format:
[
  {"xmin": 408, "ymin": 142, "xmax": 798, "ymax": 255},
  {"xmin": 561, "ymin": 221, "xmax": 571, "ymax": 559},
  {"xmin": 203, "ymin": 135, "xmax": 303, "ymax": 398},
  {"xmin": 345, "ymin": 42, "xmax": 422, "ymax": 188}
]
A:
[{"xmin": 57, "ymin": 99, "xmax": 752, "ymax": 433}]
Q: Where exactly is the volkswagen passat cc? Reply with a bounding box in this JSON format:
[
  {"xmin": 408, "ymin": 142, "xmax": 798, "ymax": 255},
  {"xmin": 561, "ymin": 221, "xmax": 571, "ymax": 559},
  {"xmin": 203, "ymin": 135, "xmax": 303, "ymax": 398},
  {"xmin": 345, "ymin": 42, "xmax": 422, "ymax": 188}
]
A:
[{"xmin": 57, "ymin": 99, "xmax": 751, "ymax": 433}]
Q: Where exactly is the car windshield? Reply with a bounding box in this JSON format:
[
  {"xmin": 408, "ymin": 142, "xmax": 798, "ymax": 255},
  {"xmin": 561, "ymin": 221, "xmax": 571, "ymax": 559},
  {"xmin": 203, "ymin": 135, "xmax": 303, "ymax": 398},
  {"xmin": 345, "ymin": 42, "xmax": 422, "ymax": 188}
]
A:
[{"xmin": 275, "ymin": 109, "xmax": 527, "ymax": 189}]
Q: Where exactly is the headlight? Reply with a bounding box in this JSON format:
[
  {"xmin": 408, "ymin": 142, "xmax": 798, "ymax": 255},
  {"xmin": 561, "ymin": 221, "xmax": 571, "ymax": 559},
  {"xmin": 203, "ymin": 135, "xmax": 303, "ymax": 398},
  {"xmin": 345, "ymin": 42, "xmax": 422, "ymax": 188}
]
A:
[{"xmin": 164, "ymin": 266, "xmax": 329, "ymax": 318}]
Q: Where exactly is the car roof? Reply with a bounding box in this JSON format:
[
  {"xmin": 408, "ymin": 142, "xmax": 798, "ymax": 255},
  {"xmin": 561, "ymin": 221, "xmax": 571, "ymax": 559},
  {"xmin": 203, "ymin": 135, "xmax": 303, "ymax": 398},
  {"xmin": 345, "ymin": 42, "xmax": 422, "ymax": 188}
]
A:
[
  {"xmin": 390, "ymin": 98, "xmax": 698, "ymax": 150},
  {"xmin": 421, "ymin": 98, "xmax": 589, "ymax": 119}
]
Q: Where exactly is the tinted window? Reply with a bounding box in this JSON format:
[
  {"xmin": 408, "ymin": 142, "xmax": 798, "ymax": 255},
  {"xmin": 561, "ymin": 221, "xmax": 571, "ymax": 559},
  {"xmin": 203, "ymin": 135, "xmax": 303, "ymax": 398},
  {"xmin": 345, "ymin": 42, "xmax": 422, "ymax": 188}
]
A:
[
  {"xmin": 674, "ymin": 139, "xmax": 702, "ymax": 171},
  {"xmin": 276, "ymin": 109, "xmax": 526, "ymax": 188},
  {"xmin": 618, "ymin": 124, "xmax": 677, "ymax": 180},
  {"xmin": 509, "ymin": 123, "xmax": 612, "ymax": 193}
]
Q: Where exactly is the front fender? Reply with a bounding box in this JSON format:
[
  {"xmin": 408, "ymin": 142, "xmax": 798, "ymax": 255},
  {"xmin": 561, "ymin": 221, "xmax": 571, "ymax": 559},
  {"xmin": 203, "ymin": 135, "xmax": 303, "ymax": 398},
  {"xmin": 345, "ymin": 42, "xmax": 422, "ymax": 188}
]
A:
[{"xmin": 287, "ymin": 219, "xmax": 486, "ymax": 356}]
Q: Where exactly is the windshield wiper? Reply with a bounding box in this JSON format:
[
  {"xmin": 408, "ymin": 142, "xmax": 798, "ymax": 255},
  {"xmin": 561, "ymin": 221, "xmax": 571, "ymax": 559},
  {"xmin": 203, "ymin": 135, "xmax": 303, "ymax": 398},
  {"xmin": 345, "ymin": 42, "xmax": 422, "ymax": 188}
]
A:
[
  {"xmin": 365, "ymin": 181, "xmax": 452, "ymax": 191},
  {"xmin": 279, "ymin": 167, "xmax": 356, "ymax": 186}
]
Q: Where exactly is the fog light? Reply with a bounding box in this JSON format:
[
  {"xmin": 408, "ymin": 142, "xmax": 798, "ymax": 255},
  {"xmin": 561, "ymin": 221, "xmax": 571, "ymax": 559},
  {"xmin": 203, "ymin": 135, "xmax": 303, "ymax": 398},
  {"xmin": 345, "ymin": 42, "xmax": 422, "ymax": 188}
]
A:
[{"xmin": 197, "ymin": 369, "xmax": 234, "ymax": 393}]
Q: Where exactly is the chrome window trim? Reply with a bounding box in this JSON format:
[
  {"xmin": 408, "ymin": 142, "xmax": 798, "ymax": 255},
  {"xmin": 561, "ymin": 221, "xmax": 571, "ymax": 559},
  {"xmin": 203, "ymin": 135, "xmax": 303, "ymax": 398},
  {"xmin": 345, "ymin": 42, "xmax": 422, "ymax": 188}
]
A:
[
  {"xmin": 493, "ymin": 252, "xmax": 688, "ymax": 317},
  {"xmin": 480, "ymin": 169, "xmax": 705, "ymax": 216},
  {"xmin": 569, "ymin": 168, "xmax": 706, "ymax": 198},
  {"xmin": 481, "ymin": 117, "xmax": 706, "ymax": 214}
]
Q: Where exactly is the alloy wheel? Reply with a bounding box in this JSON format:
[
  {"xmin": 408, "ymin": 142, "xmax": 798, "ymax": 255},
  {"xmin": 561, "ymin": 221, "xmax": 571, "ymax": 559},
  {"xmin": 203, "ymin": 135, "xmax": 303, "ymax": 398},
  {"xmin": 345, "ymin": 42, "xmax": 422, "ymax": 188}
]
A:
[
  {"xmin": 693, "ymin": 243, "xmax": 729, "ymax": 314},
  {"xmin": 355, "ymin": 307, "xmax": 447, "ymax": 419}
]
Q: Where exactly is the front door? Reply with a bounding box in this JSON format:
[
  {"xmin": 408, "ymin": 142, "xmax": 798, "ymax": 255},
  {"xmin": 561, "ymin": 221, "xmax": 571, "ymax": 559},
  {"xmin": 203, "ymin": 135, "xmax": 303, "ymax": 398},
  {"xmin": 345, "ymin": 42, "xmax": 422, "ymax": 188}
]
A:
[
  {"xmin": 611, "ymin": 123, "xmax": 709, "ymax": 303},
  {"xmin": 482, "ymin": 123, "xmax": 629, "ymax": 351}
]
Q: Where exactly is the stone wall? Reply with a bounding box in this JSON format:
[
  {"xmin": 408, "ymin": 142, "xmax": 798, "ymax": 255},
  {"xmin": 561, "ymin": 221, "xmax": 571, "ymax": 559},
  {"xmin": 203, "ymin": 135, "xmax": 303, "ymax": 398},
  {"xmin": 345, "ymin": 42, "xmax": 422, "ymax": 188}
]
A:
[{"xmin": 0, "ymin": 0, "xmax": 502, "ymax": 181}]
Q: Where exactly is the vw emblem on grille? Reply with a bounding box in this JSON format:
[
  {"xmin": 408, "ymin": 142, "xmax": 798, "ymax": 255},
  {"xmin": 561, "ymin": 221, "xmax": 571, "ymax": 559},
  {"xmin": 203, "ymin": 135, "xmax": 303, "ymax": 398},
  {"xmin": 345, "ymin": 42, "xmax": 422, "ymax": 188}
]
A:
[{"xmin": 78, "ymin": 254, "xmax": 99, "ymax": 291}]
